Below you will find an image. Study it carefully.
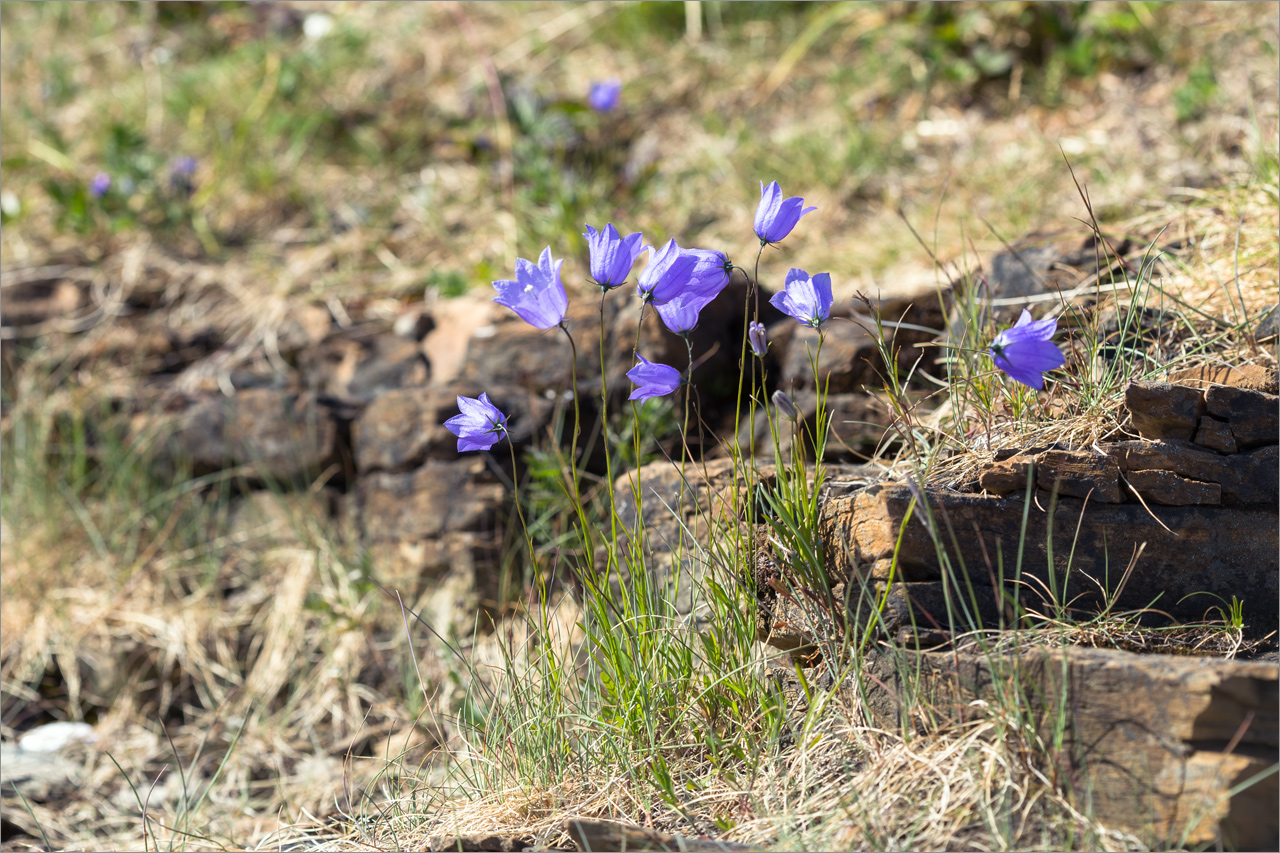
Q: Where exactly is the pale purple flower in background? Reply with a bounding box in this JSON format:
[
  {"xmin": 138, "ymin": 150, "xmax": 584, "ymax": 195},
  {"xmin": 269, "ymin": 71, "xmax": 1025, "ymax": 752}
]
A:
[
  {"xmin": 627, "ymin": 355, "xmax": 682, "ymax": 403},
  {"xmin": 636, "ymin": 239, "xmax": 698, "ymax": 306},
  {"xmin": 170, "ymin": 156, "xmax": 197, "ymax": 195},
  {"xmin": 771, "ymin": 389, "xmax": 799, "ymax": 420},
  {"xmin": 588, "ymin": 79, "xmax": 622, "ymax": 112},
  {"xmin": 754, "ymin": 180, "xmax": 816, "ymax": 244},
  {"xmin": 990, "ymin": 309, "xmax": 1066, "ymax": 390},
  {"xmin": 444, "ymin": 393, "xmax": 508, "ymax": 452},
  {"xmin": 748, "ymin": 321, "xmax": 767, "ymax": 357},
  {"xmin": 492, "ymin": 247, "xmax": 569, "ymax": 329},
  {"xmin": 89, "ymin": 172, "xmax": 111, "ymax": 199},
  {"xmin": 583, "ymin": 223, "xmax": 646, "ymax": 288},
  {"xmin": 769, "ymin": 268, "xmax": 833, "ymax": 330}
]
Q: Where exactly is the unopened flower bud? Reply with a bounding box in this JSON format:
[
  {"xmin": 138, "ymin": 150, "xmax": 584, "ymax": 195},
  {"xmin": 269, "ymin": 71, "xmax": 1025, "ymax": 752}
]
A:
[
  {"xmin": 748, "ymin": 321, "xmax": 767, "ymax": 357},
  {"xmin": 771, "ymin": 389, "xmax": 798, "ymax": 420}
]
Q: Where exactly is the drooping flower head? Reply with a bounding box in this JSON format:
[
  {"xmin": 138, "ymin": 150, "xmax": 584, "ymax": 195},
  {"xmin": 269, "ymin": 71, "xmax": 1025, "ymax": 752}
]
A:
[
  {"xmin": 990, "ymin": 309, "xmax": 1066, "ymax": 390},
  {"xmin": 769, "ymin": 268, "xmax": 833, "ymax": 331},
  {"xmin": 444, "ymin": 393, "xmax": 509, "ymax": 452},
  {"xmin": 754, "ymin": 181, "xmax": 816, "ymax": 245},
  {"xmin": 655, "ymin": 290, "xmax": 713, "ymax": 336},
  {"xmin": 583, "ymin": 223, "xmax": 646, "ymax": 289},
  {"xmin": 492, "ymin": 247, "xmax": 568, "ymax": 329},
  {"xmin": 627, "ymin": 355, "xmax": 682, "ymax": 403},
  {"xmin": 748, "ymin": 321, "xmax": 768, "ymax": 357},
  {"xmin": 89, "ymin": 172, "xmax": 111, "ymax": 199},
  {"xmin": 772, "ymin": 389, "xmax": 799, "ymax": 420},
  {"xmin": 588, "ymin": 79, "xmax": 622, "ymax": 112},
  {"xmin": 636, "ymin": 239, "xmax": 698, "ymax": 306},
  {"xmin": 683, "ymin": 248, "xmax": 732, "ymax": 300}
]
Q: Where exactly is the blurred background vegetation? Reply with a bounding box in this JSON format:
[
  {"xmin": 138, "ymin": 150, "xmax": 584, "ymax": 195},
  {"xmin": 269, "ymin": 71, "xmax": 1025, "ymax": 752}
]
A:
[{"xmin": 3, "ymin": 1, "xmax": 1275, "ymax": 298}]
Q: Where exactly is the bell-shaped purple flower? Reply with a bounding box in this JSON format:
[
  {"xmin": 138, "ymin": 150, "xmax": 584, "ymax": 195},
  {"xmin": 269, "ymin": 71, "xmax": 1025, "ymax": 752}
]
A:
[
  {"xmin": 636, "ymin": 239, "xmax": 698, "ymax": 306},
  {"xmin": 769, "ymin": 268, "xmax": 833, "ymax": 330},
  {"xmin": 493, "ymin": 247, "xmax": 569, "ymax": 329},
  {"xmin": 990, "ymin": 309, "xmax": 1066, "ymax": 390},
  {"xmin": 754, "ymin": 181, "xmax": 816, "ymax": 245},
  {"xmin": 588, "ymin": 79, "xmax": 622, "ymax": 112},
  {"xmin": 627, "ymin": 355, "xmax": 682, "ymax": 403},
  {"xmin": 748, "ymin": 321, "xmax": 768, "ymax": 357},
  {"xmin": 654, "ymin": 290, "xmax": 713, "ymax": 336},
  {"xmin": 89, "ymin": 172, "xmax": 111, "ymax": 199},
  {"xmin": 444, "ymin": 392, "xmax": 509, "ymax": 452},
  {"xmin": 584, "ymin": 223, "xmax": 646, "ymax": 289},
  {"xmin": 683, "ymin": 248, "xmax": 732, "ymax": 300}
]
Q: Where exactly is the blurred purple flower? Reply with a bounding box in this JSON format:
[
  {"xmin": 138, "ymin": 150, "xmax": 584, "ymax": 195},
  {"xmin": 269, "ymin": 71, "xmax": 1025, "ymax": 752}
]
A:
[
  {"xmin": 636, "ymin": 239, "xmax": 698, "ymax": 306},
  {"xmin": 627, "ymin": 355, "xmax": 682, "ymax": 403},
  {"xmin": 769, "ymin": 268, "xmax": 833, "ymax": 330},
  {"xmin": 588, "ymin": 79, "xmax": 622, "ymax": 112},
  {"xmin": 444, "ymin": 392, "xmax": 508, "ymax": 452},
  {"xmin": 583, "ymin": 223, "xmax": 646, "ymax": 289},
  {"xmin": 493, "ymin": 247, "xmax": 569, "ymax": 329},
  {"xmin": 89, "ymin": 172, "xmax": 111, "ymax": 199},
  {"xmin": 754, "ymin": 180, "xmax": 816, "ymax": 244},
  {"xmin": 748, "ymin": 321, "xmax": 767, "ymax": 357},
  {"xmin": 170, "ymin": 156, "xmax": 197, "ymax": 195},
  {"xmin": 990, "ymin": 309, "xmax": 1065, "ymax": 390}
]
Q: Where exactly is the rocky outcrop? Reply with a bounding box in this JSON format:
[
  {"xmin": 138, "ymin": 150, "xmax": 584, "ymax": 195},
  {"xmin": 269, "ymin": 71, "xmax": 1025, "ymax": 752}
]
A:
[{"xmin": 861, "ymin": 645, "xmax": 1278, "ymax": 850}]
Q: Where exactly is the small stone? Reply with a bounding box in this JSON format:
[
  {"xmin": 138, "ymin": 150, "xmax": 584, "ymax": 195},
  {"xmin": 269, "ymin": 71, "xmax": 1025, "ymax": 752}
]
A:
[
  {"xmin": 1123, "ymin": 468, "xmax": 1221, "ymax": 506},
  {"xmin": 1034, "ymin": 449, "xmax": 1122, "ymax": 503},
  {"xmin": 1193, "ymin": 416, "xmax": 1237, "ymax": 454},
  {"xmin": 1203, "ymin": 385, "xmax": 1279, "ymax": 450},
  {"xmin": 393, "ymin": 306, "xmax": 434, "ymax": 341},
  {"xmin": 1125, "ymin": 380, "xmax": 1206, "ymax": 441},
  {"xmin": 979, "ymin": 456, "xmax": 1034, "ymax": 494}
]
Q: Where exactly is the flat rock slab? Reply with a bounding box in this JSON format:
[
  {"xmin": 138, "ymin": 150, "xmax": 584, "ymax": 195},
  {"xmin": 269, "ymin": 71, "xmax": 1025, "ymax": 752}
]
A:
[
  {"xmin": 861, "ymin": 644, "xmax": 1278, "ymax": 850},
  {"xmin": 822, "ymin": 484, "xmax": 1278, "ymax": 631}
]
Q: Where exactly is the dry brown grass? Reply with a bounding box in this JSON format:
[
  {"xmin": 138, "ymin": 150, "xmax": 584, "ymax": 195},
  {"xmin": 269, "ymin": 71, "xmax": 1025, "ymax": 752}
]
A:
[{"xmin": 2, "ymin": 2, "xmax": 1277, "ymax": 851}]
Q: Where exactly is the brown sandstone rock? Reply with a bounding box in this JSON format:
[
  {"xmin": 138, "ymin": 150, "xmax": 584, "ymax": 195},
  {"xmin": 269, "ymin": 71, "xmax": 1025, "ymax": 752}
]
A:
[
  {"xmin": 1203, "ymin": 384, "xmax": 1279, "ymax": 449},
  {"xmin": 823, "ymin": 484, "xmax": 1277, "ymax": 629},
  {"xmin": 1107, "ymin": 439, "xmax": 1278, "ymax": 506},
  {"xmin": 153, "ymin": 388, "xmax": 337, "ymax": 482},
  {"xmin": 1034, "ymin": 449, "xmax": 1122, "ymax": 503},
  {"xmin": 297, "ymin": 329, "xmax": 428, "ymax": 404},
  {"xmin": 1193, "ymin": 415, "xmax": 1237, "ymax": 453},
  {"xmin": 1168, "ymin": 362, "xmax": 1278, "ymax": 394},
  {"xmin": 355, "ymin": 458, "xmax": 503, "ymax": 542},
  {"xmin": 1125, "ymin": 380, "xmax": 1205, "ymax": 441},
  {"xmin": 779, "ymin": 321, "xmax": 886, "ymax": 394},
  {"xmin": 978, "ymin": 455, "xmax": 1034, "ymax": 494},
  {"xmin": 1122, "ymin": 468, "xmax": 1222, "ymax": 506},
  {"xmin": 352, "ymin": 384, "xmax": 552, "ymax": 473},
  {"xmin": 861, "ymin": 645, "xmax": 1278, "ymax": 850}
]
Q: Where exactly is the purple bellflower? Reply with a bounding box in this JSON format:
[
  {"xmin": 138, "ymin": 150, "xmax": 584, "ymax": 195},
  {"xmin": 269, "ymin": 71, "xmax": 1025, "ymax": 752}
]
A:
[
  {"xmin": 636, "ymin": 239, "xmax": 699, "ymax": 306},
  {"xmin": 655, "ymin": 290, "xmax": 714, "ymax": 336},
  {"xmin": 754, "ymin": 181, "xmax": 816, "ymax": 245},
  {"xmin": 584, "ymin": 223, "xmax": 646, "ymax": 289},
  {"xmin": 444, "ymin": 393, "xmax": 509, "ymax": 452},
  {"xmin": 684, "ymin": 248, "xmax": 733, "ymax": 299},
  {"xmin": 89, "ymin": 172, "xmax": 111, "ymax": 199},
  {"xmin": 627, "ymin": 355, "xmax": 682, "ymax": 403},
  {"xmin": 493, "ymin": 247, "xmax": 569, "ymax": 329},
  {"xmin": 990, "ymin": 309, "xmax": 1066, "ymax": 390},
  {"xmin": 748, "ymin": 321, "xmax": 768, "ymax": 357},
  {"xmin": 170, "ymin": 156, "xmax": 197, "ymax": 194},
  {"xmin": 588, "ymin": 79, "xmax": 622, "ymax": 112},
  {"xmin": 770, "ymin": 268, "xmax": 834, "ymax": 330},
  {"xmin": 771, "ymin": 389, "xmax": 799, "ymax": 420}
]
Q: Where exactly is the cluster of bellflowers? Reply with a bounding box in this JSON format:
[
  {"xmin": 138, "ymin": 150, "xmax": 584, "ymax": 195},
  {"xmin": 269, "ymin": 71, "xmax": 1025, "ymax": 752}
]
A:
[{"xmin": 445, "ymin": 180, "xmax": 1067, "ymax": 452}]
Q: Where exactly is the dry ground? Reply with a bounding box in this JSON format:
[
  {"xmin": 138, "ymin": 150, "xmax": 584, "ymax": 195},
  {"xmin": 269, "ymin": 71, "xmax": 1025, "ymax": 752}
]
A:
[{"xmin": 1, "ymin": 2, "xmax": 1277, "ymax": 850}]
